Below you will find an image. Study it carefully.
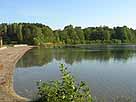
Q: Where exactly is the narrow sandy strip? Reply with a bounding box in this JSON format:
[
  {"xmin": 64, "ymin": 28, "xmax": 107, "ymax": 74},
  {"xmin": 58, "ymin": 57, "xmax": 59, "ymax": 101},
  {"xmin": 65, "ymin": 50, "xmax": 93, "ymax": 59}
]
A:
[{"xmin": 0, "ymin": 46, "xmax": 33, "ymax": 102}]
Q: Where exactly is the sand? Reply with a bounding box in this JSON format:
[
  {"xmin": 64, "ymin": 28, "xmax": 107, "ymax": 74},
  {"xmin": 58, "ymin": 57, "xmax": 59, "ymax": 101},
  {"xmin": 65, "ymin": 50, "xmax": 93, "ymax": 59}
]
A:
[{"xmin": 0, "ymin": 46, "xmax": 32, "ymax": 102}]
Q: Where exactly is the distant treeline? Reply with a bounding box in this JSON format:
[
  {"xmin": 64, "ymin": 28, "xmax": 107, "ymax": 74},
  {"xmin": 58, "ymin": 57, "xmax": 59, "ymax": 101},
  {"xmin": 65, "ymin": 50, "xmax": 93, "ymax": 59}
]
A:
[{"xmin": 0, "ymin": 23, "xmax": 136, "ymax": 45}]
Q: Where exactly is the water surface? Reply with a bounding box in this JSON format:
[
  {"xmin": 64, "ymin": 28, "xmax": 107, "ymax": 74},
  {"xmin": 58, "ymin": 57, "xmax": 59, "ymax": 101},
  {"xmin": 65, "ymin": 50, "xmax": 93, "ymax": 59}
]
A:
[{"xmin": 14, "ymin": 45, "xmax": 136, "ymax": 101}]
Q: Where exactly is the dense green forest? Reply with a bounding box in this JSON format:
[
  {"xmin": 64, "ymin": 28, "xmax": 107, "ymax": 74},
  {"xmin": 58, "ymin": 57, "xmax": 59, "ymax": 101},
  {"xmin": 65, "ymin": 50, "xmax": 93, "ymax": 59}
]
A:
[{"xmin": 0, "ymin": 23, "xmax": 136, "ymax": 45}]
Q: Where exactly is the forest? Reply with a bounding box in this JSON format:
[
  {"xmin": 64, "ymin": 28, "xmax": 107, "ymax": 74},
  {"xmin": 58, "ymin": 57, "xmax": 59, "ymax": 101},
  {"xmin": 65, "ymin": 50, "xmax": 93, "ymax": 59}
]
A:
[{"xmin": 0, "ymin": 23, "xmax": 136, "ymax": 45}]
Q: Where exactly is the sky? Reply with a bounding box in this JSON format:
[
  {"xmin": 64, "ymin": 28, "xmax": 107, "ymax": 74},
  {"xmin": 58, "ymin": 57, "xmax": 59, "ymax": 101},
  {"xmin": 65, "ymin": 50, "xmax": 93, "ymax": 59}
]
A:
[{"xmin": 0, "ymin": 0, "xmax": 136, "ymax": 29}]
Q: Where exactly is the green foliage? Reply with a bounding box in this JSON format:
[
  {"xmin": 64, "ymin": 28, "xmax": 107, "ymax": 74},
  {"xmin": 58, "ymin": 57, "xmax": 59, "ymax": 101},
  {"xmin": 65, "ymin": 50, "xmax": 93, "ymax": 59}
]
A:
[
  {"xmin": 36, "ymin": 64, "xmax": 92, "ymax": 102},
  {"xmin": 112, "ymin": 39, "xmax": 122, "ymax": 44},
  {"xmin": 0, "ymin": 23, "xmax": 136, "ymax": 45},
  {"xmin": 33, "ymin": 34, "xmax": 45, "ymax": 45},
  {"xmin": 103, "ymin": 40, "xmax": 112, "ymax": 44},
  {"xmin": 16, "ymin": 24, "xmax": 23, "ymax": 43}
]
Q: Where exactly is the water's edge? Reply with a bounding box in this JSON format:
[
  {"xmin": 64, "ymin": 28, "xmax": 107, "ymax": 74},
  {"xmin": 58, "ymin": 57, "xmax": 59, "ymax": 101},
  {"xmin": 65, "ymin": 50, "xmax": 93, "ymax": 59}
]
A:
[{"xmin": 0, "ymin": 46, "xmax": 32, "ymax": 102}]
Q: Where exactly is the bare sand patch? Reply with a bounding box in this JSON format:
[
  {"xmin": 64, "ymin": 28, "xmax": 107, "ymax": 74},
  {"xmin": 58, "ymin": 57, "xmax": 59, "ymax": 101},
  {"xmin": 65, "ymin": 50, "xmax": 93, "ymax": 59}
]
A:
[{"xmin": 0, "ymin": 46, "xmax": 32, "ymax": 102}]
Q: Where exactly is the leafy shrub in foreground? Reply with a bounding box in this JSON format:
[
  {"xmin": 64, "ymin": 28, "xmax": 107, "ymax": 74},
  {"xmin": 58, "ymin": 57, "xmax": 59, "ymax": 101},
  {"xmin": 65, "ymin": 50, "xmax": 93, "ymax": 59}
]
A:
[{"xmin": 36, "ymin": 64, "xmax": 92, "ymax": 102}]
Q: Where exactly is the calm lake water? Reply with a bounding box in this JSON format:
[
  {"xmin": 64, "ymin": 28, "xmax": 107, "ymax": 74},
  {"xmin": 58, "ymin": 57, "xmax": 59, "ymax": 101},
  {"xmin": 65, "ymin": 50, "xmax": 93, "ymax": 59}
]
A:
[{"xmin": 14, "ymin": 45, "xmax": 136, "ymax": 101}]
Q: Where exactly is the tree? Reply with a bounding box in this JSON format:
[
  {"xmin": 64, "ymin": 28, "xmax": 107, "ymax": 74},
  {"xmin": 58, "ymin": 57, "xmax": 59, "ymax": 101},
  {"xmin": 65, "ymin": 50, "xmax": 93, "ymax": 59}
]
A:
[
  {"xmin": 103, "ymin": 30, "xmax": 111, "ymax": 41},
  {"xmin": 113, "ymin": 26, "xmax": 129, "ymax": 42},
  {"xmin": 0, "ymin": 23, "xmax": 136, "ymax": 45},
  {"xmin": 64, "ymin": 25, "xmax": 78, "ymax": 44},
  {"xmin": 42, "ymin": 26, "xmax": 54, "ymax": 43},
  {"xmin": 23, "ymin": 26, "xmax": 32, "ymax": 44},
  {"xmin": 75, "ymin": 27, "xmax": 85, "ymax": 43},
  {"xmin": 59, "ymin": 30, "xmax": 68, "ymax": 44},
  {"xmin": 17, "ymin": 24, "xmax": 23, "ymax": 43},
  {"xmin": 53, "ymin": 30, "xmax": 61, "ymax": 43}
]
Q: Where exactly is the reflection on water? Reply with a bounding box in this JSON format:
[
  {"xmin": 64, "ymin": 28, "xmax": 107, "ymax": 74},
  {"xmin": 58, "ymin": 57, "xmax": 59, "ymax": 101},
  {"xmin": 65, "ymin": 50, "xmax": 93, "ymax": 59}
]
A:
[
  {"xmin": 16, "ymin": 47, "xmax": 136, "ymax": 67},
  {"xmin": 14, "ymin": 46, "xmax": 136, "ymax": 101}
]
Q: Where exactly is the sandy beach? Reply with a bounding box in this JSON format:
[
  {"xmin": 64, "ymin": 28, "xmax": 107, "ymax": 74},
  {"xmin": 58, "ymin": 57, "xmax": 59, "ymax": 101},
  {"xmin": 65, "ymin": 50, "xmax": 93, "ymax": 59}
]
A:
[{"xmin": 0, "ymin": 46, "xmax": 32, "ymax": 102}]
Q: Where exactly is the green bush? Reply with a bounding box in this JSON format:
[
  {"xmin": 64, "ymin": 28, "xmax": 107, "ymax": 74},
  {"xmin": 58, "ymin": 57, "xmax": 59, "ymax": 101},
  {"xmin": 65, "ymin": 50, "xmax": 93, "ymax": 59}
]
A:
[
  {"xmin": 122, "ymin": 40, "xmax": 128, "ymax": 43},
  {"xmin": 112, "ymin": 39, "xmax": 121, "ymax": 44},
  {"xmin": 36, "ymin": 64, "xmax": 92, "ymax": 102},
  {"xmin": 95, "ymin": 40, "xmax": 102, "ymax": 43},
  {"xmin": 103, "ymin": 40, "xmax": 112, "ymax": 44}
]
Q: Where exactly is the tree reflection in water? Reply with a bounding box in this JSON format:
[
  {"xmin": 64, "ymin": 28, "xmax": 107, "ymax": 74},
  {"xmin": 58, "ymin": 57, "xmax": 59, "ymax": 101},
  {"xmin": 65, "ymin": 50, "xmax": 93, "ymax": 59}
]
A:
[{"xmin": 16, "ymin": 46, "xmax": 136, "ymax": 68}]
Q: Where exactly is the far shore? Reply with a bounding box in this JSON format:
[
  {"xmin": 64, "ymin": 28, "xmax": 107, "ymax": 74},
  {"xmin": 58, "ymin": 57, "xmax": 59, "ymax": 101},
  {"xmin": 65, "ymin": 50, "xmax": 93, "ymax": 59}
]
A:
[
  {"xmin": 2, "ymin": 43, "xmax": 136, "ymax": 49},
  {"xmin": 30, "ymin": 43, "xmax": 136, "ymax": 49},
  {"xmin": 0, "ymin": 46, "xmax": 33, "ymax": 102}
]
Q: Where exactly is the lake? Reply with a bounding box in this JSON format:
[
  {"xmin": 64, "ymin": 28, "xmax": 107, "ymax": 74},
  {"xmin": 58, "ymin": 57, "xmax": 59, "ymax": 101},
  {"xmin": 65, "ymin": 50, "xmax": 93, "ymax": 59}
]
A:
[{"xmin": 14, "ymin": 45, "xmax": 136, "ymax": 101}]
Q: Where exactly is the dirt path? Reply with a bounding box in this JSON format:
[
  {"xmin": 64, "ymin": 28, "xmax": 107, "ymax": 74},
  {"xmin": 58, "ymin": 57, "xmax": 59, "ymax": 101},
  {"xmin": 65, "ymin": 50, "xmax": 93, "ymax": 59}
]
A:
[{"xmin": 0, "ymin": 46, "xmax": 32, "ymax": 102}]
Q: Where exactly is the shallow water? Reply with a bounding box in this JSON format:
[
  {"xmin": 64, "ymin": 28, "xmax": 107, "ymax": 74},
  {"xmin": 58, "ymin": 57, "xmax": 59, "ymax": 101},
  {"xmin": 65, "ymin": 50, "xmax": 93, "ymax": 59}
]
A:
[{"xmin": 14, "ymin": 45, "xmax": 136, "ymax": 101}]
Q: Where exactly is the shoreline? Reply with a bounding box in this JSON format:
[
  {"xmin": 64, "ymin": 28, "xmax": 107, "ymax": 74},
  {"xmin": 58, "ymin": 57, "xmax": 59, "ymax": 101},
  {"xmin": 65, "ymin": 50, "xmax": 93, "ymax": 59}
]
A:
[
  {"xmin": 36, "ymin": 44, "xmax": 136, "ymax": 49},
  {"xmin": 0, "ymin": 46, "xmax": 33, "ymax": 102}
]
